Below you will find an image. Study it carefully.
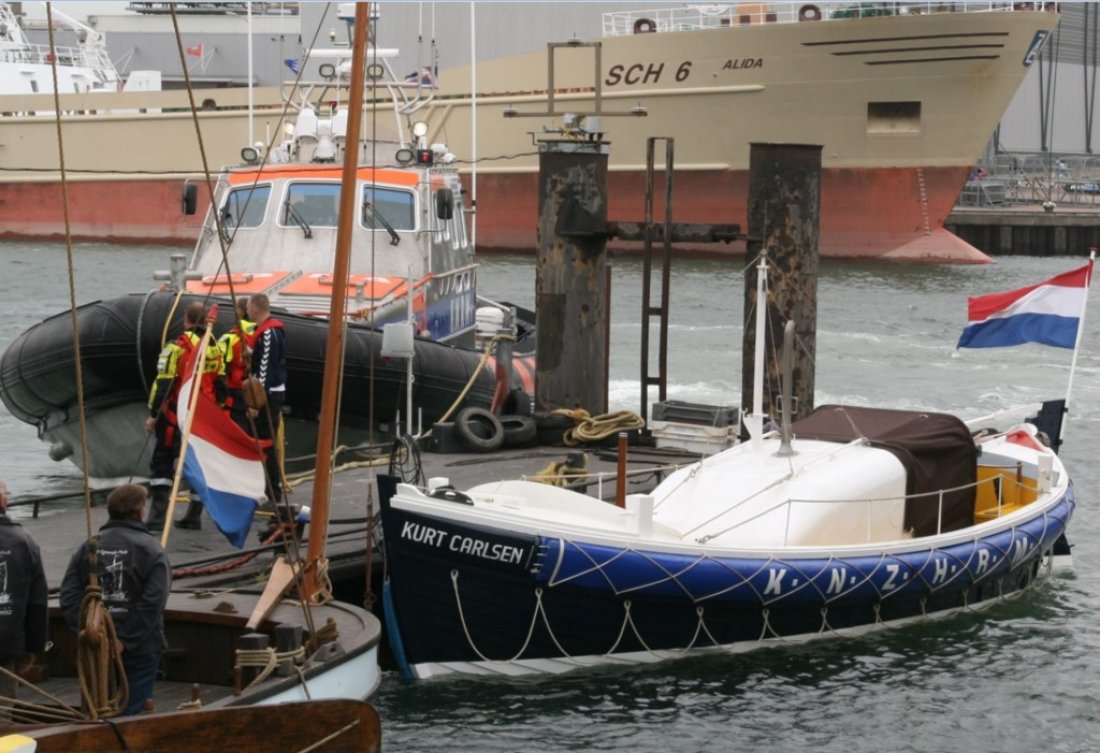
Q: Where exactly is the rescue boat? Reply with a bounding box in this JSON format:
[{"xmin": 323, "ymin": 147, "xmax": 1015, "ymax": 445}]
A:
[
  {"xmin": 0, "ymin": 51, "xmax": 534, "ymax": 480},
  {"xmin": 379, "ymin": 401, "xmax": 1073, "ymax": 679}
]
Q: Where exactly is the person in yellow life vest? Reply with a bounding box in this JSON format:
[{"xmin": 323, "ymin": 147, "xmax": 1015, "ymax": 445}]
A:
[
  {"xmin": 144, "ymin": 301, "xmax": 226, "ymax": 532},
  {"xmin": 218, "ymin": 296, "xmax": 256, "ymax": 431}
]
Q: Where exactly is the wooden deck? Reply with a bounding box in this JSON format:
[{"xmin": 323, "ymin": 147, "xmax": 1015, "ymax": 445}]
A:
[{"xmin": 18, "ymin": 440, "xmax": 697, "ymax": 594}]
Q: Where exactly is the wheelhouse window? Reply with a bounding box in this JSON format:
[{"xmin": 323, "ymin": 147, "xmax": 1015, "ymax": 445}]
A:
[
  {"xmin": 221, "ymin": 184, "xmax": 271, "ymax": 229},
  {"xmin": 361, "ymin": 186, "xmax": 416, "ymax": 231},
  {"xmin": 283, "ymin": 182, "xmax": 341, "ymax": 228}
]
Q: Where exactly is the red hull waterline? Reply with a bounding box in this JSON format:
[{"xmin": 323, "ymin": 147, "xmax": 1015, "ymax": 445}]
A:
[{"xmin": 0, "ymin": 165, "xmax": 985, "ymax": 263}]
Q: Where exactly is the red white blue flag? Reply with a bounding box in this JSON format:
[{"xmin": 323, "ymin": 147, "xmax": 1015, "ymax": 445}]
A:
[
  {"xmin": 957, "ymin": 260, "xmax": 1093, "ymax": 349},
  {"xmin": 177, "ymin": 352, "xmax": 270, "ymax": 548}
]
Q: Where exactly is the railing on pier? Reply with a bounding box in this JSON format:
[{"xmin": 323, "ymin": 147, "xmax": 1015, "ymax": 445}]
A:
[
  {"xmin": 602, "ymin": 2, "xmax": 1056, "ymax": 37},
  {"xmin": 961, "ymin": 151, "xmax": 1100, "ymax": 209}
]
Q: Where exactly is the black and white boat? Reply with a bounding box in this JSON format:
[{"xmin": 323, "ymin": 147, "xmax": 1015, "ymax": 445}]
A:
[{"xmin": 379, "ymin": 401, "xmax": 1073, "ymax": 679}]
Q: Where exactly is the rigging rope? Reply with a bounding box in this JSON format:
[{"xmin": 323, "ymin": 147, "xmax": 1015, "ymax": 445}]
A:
[{"xmin": 45, "ymin": 4, "xmax": 125, "ymax": 720}]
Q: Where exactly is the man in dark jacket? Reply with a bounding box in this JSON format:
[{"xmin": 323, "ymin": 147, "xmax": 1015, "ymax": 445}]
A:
[
  {"xmin": 247, "ymin": 293, "xmax": 287, "ymax": 507},
  {"xmin": 0, "ymin": 476, "xmax": 48, "ymax": 722},
  {"xmin": 60, "ymin": 484, "xmax": 171, "ymax": 716}
]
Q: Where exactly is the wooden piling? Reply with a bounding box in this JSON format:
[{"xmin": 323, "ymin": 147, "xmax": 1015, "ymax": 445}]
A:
[
  {"xmin": 742, "ymin": 143, "xmax": 822, "ymax": 422},
  {"xmin": 535, "ymin": 140, "xmax": 610, "ymax": 414}
]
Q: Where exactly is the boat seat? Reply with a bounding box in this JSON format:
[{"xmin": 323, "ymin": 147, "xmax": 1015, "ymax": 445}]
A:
[{"xmin": 974, "ymin": 464, "xmax": 1037, "ymax": 523}]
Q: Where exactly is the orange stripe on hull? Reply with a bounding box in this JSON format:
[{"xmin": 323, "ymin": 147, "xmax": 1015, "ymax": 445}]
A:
[
  {"xmin": 280, "ymin": 273, "xmax": 405, "ymax": 298},
  {"xmin": 227, "ymin": 166, "xmax": 420, "ymax": 186},
  {"xmin": 186, "ymin": 271, "xmax": 291, "ymax": 295}
]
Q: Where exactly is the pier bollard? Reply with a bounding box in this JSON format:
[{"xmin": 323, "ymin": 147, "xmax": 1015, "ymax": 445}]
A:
[
  {"xmin": 743, "ymin": 143, "xmax": 822, "ymax": 422},
  {"xmin": 535, "ymin": 139, "xmax": 610, "ymax": 415}
]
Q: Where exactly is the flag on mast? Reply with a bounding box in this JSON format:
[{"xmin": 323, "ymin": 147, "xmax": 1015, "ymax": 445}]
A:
[
  {"xmin": 176, "ymin": 349, "xmax": 270, "ymax": 548},
  {"xmin": 957, "ymin": 260, "xmax": 1094, "ymax": 349}
]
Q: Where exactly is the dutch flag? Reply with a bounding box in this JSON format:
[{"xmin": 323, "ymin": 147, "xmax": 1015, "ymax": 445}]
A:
[
  {"xmin": 957, "ymin": 259, "xmax": 1093, "ymax": 350},
  {"xmin": 177, "ymin": 350, "xmax": 270, "ymax": 548}
]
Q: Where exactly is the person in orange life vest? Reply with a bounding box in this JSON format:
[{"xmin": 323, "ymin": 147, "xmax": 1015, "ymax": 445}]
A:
[
  {"xmin": 246, "ymin": 294, "xmax": 287, "ymax": 507},
  {"xmin": 0, "ymin": 475, "xmax": 48, "ymax": 723},
  {"xmin": 218, "ymin": 296, "xmax": 256, "ymax": 431},
  {"xmin": 144, "ymin": 302, "xmax": 225, "ymax": 532}
]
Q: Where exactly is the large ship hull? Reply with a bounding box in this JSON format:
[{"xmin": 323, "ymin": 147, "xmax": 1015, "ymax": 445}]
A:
[{"xmin": 0, "ymin": 6, "xmax": 1058, "ymax": 260}]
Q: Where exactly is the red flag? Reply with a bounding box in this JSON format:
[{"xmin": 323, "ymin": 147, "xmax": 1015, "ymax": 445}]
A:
[{"xmin": 186, "ymin": 44, "xmax": 204, "ymax": 57}]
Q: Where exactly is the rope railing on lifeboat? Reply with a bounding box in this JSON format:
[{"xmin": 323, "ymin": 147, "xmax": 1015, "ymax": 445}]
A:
[{"xmin": 444, "ymin": 519, "xmax": 1062, "ymax": 671}]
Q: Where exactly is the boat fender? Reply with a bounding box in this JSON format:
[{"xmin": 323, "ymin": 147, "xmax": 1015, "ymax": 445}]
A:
[
  {"xmin": 633, "ymin": 17, "xmax": 656, "ymax": 33},
  {"xmin": 798, "ymin": 4, "xmax": 821, "ymax": 21},
  {"xmin": 500, "ymin": 415, "xmax": 538, "ymax": 448},
  {"xmin": 182, "ymin": 181, "xmax": 198, "ymax": 216},
  {"xmin": 429, "ymin": 487, "xmax": 474, "ymax": 506},
  {"xmin": 453, "ymin": 407, "xmax": 505, "ymax": 452}
]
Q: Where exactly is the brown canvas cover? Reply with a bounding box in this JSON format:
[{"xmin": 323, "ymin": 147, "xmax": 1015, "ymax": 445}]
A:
[{"xmin": 792, "ymin": 405, "xmax": 977, "ymax": 536}]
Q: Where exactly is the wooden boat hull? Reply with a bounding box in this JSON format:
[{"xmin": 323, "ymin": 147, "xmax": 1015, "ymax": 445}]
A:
[
  {"xmin": 1, "ymin": 591, "xmax": 381, "ymax": 729},
  {"xmin": 6, "ymin": 698, "xmax": 381, "ymax": 753}
]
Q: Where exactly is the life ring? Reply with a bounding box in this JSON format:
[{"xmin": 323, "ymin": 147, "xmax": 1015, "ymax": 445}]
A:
[
  {"xmin": 500, "ymin": 415, "xmax": 538, "ymax": 448},
  {"xmin": 798, "ymin": 4, "xmax": 821, "ymax": 21},
  {"xmin": 633, "ymin": 17, "xmax": 656, "ymax": 34},
  {"xmin": 453, "ymin": 407, "xmax": 505, "ymax": 452}
]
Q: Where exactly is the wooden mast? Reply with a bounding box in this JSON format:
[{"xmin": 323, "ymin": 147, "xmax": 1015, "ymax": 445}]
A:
[{"xmin": 303, "ymin": 2, "xmax": 370, "ymax": 602}]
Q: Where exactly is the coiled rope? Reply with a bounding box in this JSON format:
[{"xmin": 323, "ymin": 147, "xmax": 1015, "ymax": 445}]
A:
[
  {"xmin": 558, "ymin": 409, "xmax": 646, "ymax": 446},
  {"xmin": 235, "ymin": 645, "xmax": 308, "ymax": 694},
  {"xmin": 75, "ymin": 582, "xmax": 128, "ymax": 719}
]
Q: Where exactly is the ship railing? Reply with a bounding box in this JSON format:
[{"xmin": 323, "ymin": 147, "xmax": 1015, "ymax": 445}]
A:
[
  {"xmin": 699, "ymin": 472, "xmax": 1040, "ymax": 547},
  {"xmin": 602, "ymin": 2, "xmax": 1055, "ymax": 36},
  {"xmin": 513, "ymin": 457, "xmax": 1044, "ymax": 545},
  {"xmin": 0, "ymin": 41, "xmax": 118, "ymax": 83}
]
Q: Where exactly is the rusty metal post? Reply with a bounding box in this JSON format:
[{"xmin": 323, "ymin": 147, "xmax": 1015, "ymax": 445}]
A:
[
  {"xmin": 742, "ymin": 143, "xmax": 822, "ymax": 422},
  {"xmin": 535, "ymin": 140, "xmax": 610, "ymax": 414}
]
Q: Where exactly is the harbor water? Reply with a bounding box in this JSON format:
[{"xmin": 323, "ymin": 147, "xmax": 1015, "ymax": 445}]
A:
[{"xmin": 1, "ymin": 243, "xmax": 1098, "ymax": 752}]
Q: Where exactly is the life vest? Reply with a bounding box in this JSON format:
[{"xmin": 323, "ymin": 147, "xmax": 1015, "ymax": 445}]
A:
[
  {"xmin": 218, "ymin": 318, "xmax": 256, "ymax": 391},
  {"xmin": 148, "ymin": 330, "xmax": 224, "ymax": 416}
]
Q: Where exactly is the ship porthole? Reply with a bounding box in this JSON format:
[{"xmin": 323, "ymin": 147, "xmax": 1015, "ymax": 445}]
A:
[{"xmin": 799, "ymin": 4, "xmax": 822, "ymax": 21}]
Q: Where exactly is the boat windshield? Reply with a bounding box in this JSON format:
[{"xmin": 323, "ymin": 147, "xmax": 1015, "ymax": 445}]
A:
[
  {"xmin": 283, "ymin": 182, "xmax": 341, "ymax": 227},
  {"xmin": 222, "ymin": 184, "xmax": 271, "ymax": 230},
  {"xmin": 361, "ymin": 186, "xmax": 415, "ymax": 231}
]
